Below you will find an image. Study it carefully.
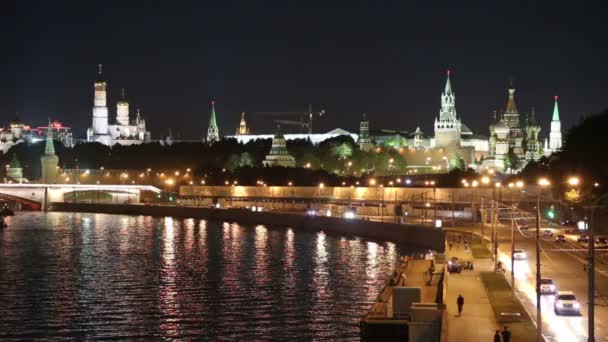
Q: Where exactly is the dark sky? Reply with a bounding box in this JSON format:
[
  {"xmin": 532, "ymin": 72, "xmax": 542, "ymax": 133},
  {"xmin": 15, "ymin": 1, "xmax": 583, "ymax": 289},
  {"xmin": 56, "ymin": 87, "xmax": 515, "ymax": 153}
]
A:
[{"xmin": 5, "ymin": 0, "xmax": 607, "ymax": 140}]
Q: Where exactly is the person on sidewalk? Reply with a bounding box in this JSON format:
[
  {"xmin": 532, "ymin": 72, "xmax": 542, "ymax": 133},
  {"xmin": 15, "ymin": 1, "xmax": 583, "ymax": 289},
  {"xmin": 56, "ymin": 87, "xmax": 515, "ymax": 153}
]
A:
[
  {"xmin": 501, "ymin": 326, "xmax": 511, "ymax": 342},
  {"xmin": 457, "ymin": 294, "xmax": 464, "ymax": 316},
  {"xmin": 493, "ymin": 330, "xmax": 501, "ymax": 342}
]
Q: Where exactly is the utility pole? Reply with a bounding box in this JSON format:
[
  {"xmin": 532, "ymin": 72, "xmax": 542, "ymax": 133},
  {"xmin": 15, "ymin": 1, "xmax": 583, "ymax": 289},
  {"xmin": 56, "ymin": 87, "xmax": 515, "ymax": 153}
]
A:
[
  {"xmin": 511, "ymin": 202, "xmax": 516, "ymax": 293},
  {"xmin": 588, "ymin": 206, "xmax": 597, "ymax": 342},
  {"xmin": 536, "ymin": 190, "xmax": 542, "ymax": 342},
  {"xmin": 481, "ymin": 197, "xmax": 485, "ymax": 239}
]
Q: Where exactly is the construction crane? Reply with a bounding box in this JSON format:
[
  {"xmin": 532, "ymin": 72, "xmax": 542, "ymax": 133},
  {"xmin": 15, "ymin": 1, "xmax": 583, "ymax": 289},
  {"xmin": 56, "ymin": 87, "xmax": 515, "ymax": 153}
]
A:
[{"xmin": 253, "ymin": 104, "xmax": 325, "ymax": 134}]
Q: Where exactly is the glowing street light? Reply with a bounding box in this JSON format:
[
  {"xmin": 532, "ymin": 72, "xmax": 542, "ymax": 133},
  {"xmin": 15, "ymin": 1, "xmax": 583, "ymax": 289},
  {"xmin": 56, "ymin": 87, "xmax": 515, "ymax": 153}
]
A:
[
  {"xmin": 516, "ymin": 180, "xmax": 524, "ymax": 188},
  {"xmin": 369, "ymin": 179, "xmax": 376, "ymax": 186},
  {"xmin": 538, "ymin": 178, "xmax": 551, "ymax": 187},
  {"xmin": 567, "ymin": 176, "xmax": 580, "ymax": 186},
  {"xmin": 481, "ymin": 176, "xmax": 490, "ymax": 185}
]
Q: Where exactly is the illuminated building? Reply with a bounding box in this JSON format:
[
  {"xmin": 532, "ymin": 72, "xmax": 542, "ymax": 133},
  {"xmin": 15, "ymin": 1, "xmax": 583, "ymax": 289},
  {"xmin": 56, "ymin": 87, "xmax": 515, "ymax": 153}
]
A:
[
  {"xmin": 357, "ymin": 113, "xmax": 374, "ymax": 151},
  {"xmin": 207, "ymin": 100, "xmax": 220, "ymax": 144},
  {"xmin": 235, "ymin": 112, "xmax": 251, "ymax": 135},
  {"xmin": 87, "ymin": 65, "xmax": 151, "ymax": 146},
  {"xmin": 0, "ymin": 119, "xmax": 74, "ymax": 154},
  {"xmin": 40, "ymin": 122, "xmax": 59, "ymax": 184},
  {"xmin": 262, "ymin": 126, "xmax": 296, "ymax": 167},
  {"xmin": 544, "ymin": 96, "xmax": 563, "ymax": 156}
]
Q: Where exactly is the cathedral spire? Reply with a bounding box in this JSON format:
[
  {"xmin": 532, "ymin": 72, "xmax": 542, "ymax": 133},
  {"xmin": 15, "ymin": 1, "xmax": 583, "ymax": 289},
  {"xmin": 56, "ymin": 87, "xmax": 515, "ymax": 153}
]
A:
[
  {"xmin": 44, "ymin": 121, "xmax": 55, "ymax": 156},
  {"xmin": 95, "ymin": 64, "xmax": 105, "ymax": 84},
  {"xmin": 552, "ymin": 95, "xmax": 560, "ymax": 121}
]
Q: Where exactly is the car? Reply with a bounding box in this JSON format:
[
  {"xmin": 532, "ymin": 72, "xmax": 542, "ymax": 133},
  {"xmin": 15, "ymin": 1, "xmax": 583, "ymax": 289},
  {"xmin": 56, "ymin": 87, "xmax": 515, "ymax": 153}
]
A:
[
  {"xmin": 447, "ymin": 257, "xmax": 463, "ymax": 273},
  {"xmin": 555, "ymin": 234, "xmax": 567, "ymax": 243},
  {"xmin": 554, "ymin": 291, "xmax": 581, "ymax": 315},
  {"xmin": 513, "ymin": 249, "xmax": 527, "ymax": 260},
  {"xmin": 578, "ymin": 234, "xmax": 589, "ymax": 243},
  {"xmin": 543, "ymin": 230, "xmax": 554, "ymax": 237},
  {"xmin": 306, "ymin": 208, "xmax": 317, "ymax": 216},
  {"xmin": 596, "ymin": 237, "xmax": 608, "ymax": 245},
  {"xmin": 540, "ymin": 278, "xmax": 556, "ymax": 294},
  {"xmin": 517, "ymin": 222, "xmax": 529, "ymax": 230}
]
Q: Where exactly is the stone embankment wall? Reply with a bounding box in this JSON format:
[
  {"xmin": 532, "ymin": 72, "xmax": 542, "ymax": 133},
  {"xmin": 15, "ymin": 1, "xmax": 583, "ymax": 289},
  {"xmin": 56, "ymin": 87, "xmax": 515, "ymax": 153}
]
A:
[{"xmin": 51, "ymin": 202, "xmax": 445, "ymax": 251}]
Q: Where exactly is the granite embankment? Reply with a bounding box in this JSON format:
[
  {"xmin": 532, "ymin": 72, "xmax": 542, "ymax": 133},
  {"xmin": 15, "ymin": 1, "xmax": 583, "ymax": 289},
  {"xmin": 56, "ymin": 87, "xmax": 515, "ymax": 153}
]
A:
[{"xmin": 51, "ymin": 202, "xmax": 445, "ymax": 251}]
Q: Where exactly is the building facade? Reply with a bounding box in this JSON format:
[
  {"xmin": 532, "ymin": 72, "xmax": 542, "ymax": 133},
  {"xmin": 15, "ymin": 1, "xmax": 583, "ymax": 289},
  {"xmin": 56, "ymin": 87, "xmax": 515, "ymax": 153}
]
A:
[
  {"xmin": 40, "ymin": 122, "xmax": 59, "ymax": 184},
  {"xmin": 434, "ymin": 70, "xmax": 461, "ymax": 150},
  {"xmin": 357, "ymin": 113, "xmax": 374, "ymax": 151}
]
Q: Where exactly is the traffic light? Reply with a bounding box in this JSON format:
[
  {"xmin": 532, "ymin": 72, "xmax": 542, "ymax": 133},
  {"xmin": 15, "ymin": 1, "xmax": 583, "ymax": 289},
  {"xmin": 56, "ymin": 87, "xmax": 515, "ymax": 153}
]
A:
[{"xmin": 546, "ymin": 209, "xmax": 556, "ymax": 219}]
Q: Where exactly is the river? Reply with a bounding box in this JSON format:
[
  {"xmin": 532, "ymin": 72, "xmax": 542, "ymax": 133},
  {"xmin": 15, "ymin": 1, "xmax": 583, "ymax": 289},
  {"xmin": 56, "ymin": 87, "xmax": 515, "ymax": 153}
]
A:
[{"xmin": 0, "ymin": 212, "xmax": 408, "ymax": 340}]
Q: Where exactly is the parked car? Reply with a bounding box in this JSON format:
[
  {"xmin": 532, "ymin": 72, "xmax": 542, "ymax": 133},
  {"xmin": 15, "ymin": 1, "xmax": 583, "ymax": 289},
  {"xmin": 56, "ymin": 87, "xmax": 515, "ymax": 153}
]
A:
[
  {"xmin": 554, "ymin": 291, "xmax": 581, "ymax": 315},
  {"xmin": 513, "ymin": 249, "xmax": 527, "ymax": 260},
  {"xmin": 543, "ymin": 230, "xmax": 554, "ymax": 237},
  {"xmin": 447, "ymin": 257, "xmax": 463, "ymax": 273},
  {"xmin": 578, "ymin": 234, "xmax": 589, "ymax": 243},
  {"xmin": 517, "ymin": 222, "xmax": 529, "ymax": 230},
  {"xmin": 596, "ymin": 237, "xmax": 608, "ymax": 245},
  {"xmin": 540, "ymin": 278, "xmax": 556, "ymax": 294},
  {"xmin": 555, "ymin": 234, "xmax": 567, "ymax": 243}
]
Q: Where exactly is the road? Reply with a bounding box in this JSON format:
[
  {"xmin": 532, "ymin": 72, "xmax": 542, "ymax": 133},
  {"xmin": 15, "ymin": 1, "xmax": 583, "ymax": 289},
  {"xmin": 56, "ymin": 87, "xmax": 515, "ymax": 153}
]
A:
[{"xmin": 489, "ymin": 222, "xmax": 608, "ymax": 341}]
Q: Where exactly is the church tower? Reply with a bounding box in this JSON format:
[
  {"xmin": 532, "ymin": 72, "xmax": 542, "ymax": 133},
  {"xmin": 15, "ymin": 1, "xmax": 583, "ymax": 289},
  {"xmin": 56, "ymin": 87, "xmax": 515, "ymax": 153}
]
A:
[
  {"xmin": 41, "ymin": 122, "xmax": 59, "ymax": 184},
  {"xmin": 357, "ymin": 113, "xmax": 374, "ymax": 151},
  {"xmin": 116, "ymin": 88, "xmax": 130, "ymax": 126},
  {"xmin": 90, "ymin": 64, "xmax": 111, "ymax": 145},
  {"xmin": 206, "ymin": 100, "xmax": 220, "ymax": 144},
  {"xmin": 549, "ymin": 95, "xmax": 563, "ymax": 152},
  {"xmin": 434, "ymin": 70, "xmax": 461, "ymax": 149},
  {"xmin": 524, "ymin": 109, "xmax": 542, "ymax": 164},
  {"xmin": 503, "ymin": 86, "xmax": 524, "ymax": 160}
]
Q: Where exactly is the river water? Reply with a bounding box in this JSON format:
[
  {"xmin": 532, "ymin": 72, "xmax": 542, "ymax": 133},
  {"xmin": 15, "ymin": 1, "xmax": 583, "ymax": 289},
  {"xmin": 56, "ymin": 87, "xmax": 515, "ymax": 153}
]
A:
[{"xmin": 0, "ymin": 212, "xmax": 407, "ymax": 340}]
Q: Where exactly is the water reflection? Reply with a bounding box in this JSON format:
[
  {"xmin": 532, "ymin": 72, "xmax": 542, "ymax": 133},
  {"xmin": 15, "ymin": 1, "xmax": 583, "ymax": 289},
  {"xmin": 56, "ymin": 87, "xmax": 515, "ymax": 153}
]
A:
[{"xmin": 0, "ymin": 212, "xmax": 406, "ymax": 340}]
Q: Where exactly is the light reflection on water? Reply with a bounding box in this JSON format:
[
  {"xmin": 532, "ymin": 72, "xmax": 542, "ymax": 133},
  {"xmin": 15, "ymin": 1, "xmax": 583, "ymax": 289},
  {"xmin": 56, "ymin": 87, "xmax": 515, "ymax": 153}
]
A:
[{"xmin": 0, "ymin": 212, "xmax": 406, "ymax": 340}]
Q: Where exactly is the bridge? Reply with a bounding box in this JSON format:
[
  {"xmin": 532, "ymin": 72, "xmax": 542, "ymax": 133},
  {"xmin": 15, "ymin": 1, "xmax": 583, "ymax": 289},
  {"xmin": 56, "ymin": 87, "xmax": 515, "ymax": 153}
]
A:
[{"xmin": 0, "ymin": 184, "xmax": 162, "ymax": 211}]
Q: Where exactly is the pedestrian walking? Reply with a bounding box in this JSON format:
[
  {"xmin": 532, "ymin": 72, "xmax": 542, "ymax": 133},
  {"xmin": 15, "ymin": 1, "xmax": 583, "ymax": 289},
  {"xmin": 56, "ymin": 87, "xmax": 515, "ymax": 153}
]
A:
[
  {"xmin": 493, "ymin": 330, "xmax": 501, "ymax": 342},
  {"xmin": 457, "ymin": 294, "xmax": 464, "ymax": 316},
  {"xmin": 501, "ymin": 326, "xmax": 511, "ymax": 342}
]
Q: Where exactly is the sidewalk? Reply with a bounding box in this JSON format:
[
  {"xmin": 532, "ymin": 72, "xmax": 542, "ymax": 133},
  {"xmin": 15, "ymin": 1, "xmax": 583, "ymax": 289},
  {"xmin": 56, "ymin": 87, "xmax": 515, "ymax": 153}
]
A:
[{"xmin": 445, "ymin": 237, "xmax": 501, "ymax": 341}]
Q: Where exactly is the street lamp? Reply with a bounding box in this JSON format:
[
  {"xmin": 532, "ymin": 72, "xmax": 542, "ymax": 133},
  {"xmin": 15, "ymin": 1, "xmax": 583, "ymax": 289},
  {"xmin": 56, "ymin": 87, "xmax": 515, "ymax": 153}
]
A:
[{"xmin": 535, "ymin": 177, "xmax": 551, "ymax": 342}]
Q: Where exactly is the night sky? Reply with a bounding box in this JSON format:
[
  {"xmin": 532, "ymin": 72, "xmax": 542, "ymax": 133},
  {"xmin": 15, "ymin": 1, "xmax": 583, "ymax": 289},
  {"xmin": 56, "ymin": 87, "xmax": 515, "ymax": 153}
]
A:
[{"xmin": 6, "ymin": 1, "xmax": 608, "ymax": 140}]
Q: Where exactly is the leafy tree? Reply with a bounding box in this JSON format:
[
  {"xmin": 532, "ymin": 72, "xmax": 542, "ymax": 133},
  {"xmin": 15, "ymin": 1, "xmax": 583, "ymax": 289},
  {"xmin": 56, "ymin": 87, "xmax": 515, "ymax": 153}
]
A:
[{"xmin": 332, "ymin": 143, "xmax": 353, "ymax": 160}]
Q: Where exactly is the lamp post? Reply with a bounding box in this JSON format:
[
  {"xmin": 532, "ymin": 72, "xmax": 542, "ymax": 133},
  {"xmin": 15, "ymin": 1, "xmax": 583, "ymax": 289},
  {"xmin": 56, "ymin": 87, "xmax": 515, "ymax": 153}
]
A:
[{"xmin": 536, "ymin": 177, "xmax": 551, "ymax": 342}]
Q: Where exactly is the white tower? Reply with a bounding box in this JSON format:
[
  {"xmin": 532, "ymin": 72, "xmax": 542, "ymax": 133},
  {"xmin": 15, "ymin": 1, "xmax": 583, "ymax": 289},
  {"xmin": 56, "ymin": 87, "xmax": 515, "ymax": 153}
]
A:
[
  {"xmin": 116, "ymin": 88, "xmax": 130, "ymax": 126},
  {"xmin": 91, "ymin": 64, "xmax": 111, "ymax": 145},
  {"xmin": 434, "ymin": 69, "xmax": 461, "ymax": 149},
  {"xmin": 549, "ymin": 95, "xmax": 562, "ymax": 152}
]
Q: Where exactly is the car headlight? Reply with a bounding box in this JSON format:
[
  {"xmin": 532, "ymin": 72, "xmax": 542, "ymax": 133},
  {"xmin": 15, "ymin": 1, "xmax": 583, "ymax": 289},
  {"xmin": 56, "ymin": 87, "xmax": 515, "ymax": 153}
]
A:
[
  {"xmin": 573, "ymin": 302, "xmax": 580, "ymax": 309},
  {"xmin": 549, "ymin": 285, "xmax": 555, "ymax": 290},
  {"xmin": 556, "ymin": 302, "xmax": 564, "ymax": 308},
  {"xmin": 448, "ymin": 261, "xmax": 453, "ymax": 266}
]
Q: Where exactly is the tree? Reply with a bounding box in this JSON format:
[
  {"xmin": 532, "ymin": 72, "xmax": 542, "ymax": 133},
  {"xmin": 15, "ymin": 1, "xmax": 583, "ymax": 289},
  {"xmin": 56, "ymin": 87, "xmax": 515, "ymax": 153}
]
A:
[
  {"xmin": 332, "ymin": 143, "xmax": 353, "ymax": 160},
  {"xmin": 451, "ymin": 154, "xmax": 465, "ymax": 170}
]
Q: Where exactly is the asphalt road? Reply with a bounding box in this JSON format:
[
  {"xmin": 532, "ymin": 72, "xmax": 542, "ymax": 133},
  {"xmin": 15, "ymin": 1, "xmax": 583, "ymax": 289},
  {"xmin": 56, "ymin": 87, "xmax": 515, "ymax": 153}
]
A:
[{"xmin": 491, "ymin": 223, "xmax": 608, "ymax": 342}]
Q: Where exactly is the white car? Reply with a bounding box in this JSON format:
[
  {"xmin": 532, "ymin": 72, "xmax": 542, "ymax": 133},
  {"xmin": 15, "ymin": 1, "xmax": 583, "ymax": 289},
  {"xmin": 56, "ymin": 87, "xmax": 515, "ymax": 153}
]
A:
[
  {"xmin": 554, "ymin": 291, "xmax": 581, "ymax": 315},
  {"xmin": 540, "ymin": 278, "xmax": 556, "ymax": 294},
  {"xmin": 513, "ymin": 249, "xmax": 527, "ymax": 260}
]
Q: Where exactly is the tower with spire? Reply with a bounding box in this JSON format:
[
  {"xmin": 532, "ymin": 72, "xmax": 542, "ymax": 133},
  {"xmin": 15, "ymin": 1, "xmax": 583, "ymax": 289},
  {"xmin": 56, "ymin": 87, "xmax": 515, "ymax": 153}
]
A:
[
  {"xmin": 41, "ymin": 122, "xmax": 58, "ymax": 184},
  {"xmin": 434, "ymin": 69, "xmax": 461, "ymax": 149},
  {"xmin": 235, "ymin": 112, "xmax": 251, "ymax": 135},
  {"xmin": 524, "ymin": 108, "xmax": 542, "ymax": 164},
  {"xmin": 357, "ymin": 113, "xmax": 374, "ymax": 151},
  {"xmin": 503, "ymin": 86, "xmax": 525, "ymax": 161},
  {"xmin": 548, "ymin": 95, "xmax": 563, "ymax": 153},
  {"xmin": 207, "ymin": 100, "xmax": 220, "ymax": 144},
  {"xmin": 90, "ymin": 64, "xmax": 111, "ymax": 145}
]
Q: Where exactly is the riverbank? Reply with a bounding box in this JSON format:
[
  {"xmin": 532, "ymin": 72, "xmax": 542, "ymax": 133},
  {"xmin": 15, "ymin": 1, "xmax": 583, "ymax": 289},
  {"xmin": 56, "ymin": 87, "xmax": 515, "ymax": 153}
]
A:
[{"xmin": 51, "ymin": 202, "xmax": 445, "ymax": 251}]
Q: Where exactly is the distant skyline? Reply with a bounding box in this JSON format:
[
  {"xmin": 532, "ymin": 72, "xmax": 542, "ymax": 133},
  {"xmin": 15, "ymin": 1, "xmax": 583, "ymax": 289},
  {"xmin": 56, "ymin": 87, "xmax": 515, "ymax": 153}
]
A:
[{"xmin": 5, "ymin": 0, "xmax": 608, "ymax": 139}]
